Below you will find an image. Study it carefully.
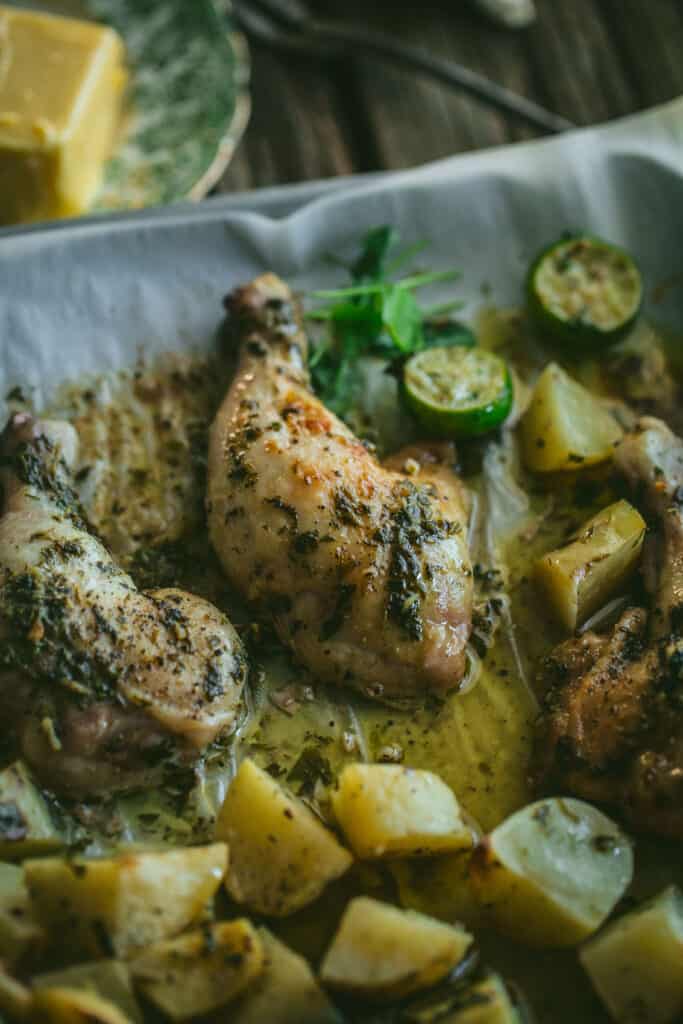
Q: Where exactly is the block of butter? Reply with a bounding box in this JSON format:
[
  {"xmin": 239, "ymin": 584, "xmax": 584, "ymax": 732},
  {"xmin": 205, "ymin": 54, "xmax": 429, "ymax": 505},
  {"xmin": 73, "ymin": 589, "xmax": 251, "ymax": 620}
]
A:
[{"xmin": 0, "ymin": 5, "xmax": 127, "ymax": 224}]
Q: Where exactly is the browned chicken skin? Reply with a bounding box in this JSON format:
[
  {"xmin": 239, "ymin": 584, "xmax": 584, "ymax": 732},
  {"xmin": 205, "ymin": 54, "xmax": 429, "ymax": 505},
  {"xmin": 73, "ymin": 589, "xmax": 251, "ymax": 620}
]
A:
[
  {"xmin": 536, "ymin": 417, "xmax": 683, "ymax": 838},
  {"xmin": 207, "ymin": 274, "xmax": 473, "ymax": 701},
  {"xmin": 0, "ymin": 413, "xmax": 247, "ymax": 797}
]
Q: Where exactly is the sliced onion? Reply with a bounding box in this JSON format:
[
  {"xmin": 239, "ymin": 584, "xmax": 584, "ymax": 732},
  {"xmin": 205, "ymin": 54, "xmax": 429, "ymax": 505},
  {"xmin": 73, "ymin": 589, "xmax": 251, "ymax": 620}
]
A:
[{"xmin": 578, "ymin": 596, "xmax": 629, "ymax": 635}]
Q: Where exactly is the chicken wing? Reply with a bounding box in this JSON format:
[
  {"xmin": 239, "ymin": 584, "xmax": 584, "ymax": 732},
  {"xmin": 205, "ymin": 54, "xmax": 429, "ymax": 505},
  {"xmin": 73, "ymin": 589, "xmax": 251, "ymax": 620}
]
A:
[
  {"xmin": 207, "ymin": 274, "xmax": 473, "ymax": 701},
  {"xmin": 536, "ymin": 417, "xmax": 683, "ymax": 838},
  {"xmin": 0, "ymin": 413, "xmax": 246, "ymax": 796}
]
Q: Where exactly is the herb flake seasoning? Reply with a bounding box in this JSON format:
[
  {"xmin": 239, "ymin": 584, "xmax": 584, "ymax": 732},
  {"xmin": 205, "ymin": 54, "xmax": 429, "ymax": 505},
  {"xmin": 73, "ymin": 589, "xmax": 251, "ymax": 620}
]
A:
[{"xmin": 386, "ymin": 482, "xmax": 456, "ymax": 641}]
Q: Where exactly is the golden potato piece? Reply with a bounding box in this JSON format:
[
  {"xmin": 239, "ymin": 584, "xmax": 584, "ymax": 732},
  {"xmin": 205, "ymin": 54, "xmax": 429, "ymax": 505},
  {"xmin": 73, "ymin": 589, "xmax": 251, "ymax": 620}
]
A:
[
  {"xmin": 470, "ymin": 798, "xmax": 633, "ymax": 948},
  {"xmin": 130, "ymin": 920, "xmax": 263, "ymax": 1020},
  {"xmin": 33, "ymin": 962, "xmax": 142, "ymax": 1024},
  {"xmin": 319, "ymin": 896, "xmax": 473, "ymax": 1000},
  {"xmin": 535, "ymin": 499, "xmax": 645, "ymax": 631},
  {"xmin": 0, "ymin": 761, "xmax": 63, "ymax": 861},
  {"xmin": 31, "ymin": 988, "xmax": 132, "ymax": 1024},
  {"xmin": 25, "ymin": 843, "xmax": 228, "ymax": 959},
  {"xmin": 580, "ymin": 885, "xmax": 683, "ymax": 1024},
  {"xmin": 229, "ymin": 928, "xmax": 341, "ymax": 1024},
  {"xmin": 215, "ymin": 759, "xmax": 352, "ymax": 917},
  {"xmin": 331, "ymin": 764, "xmax": 473, "ymax": 859},
  {"xmin": 521, "ymin": 363, "xmax": 622, "ymax": 472}
]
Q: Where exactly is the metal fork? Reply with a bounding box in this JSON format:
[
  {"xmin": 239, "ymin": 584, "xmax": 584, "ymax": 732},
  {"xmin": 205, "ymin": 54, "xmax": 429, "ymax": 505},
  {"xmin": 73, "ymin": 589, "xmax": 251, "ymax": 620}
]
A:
[{"xmin": 231, "ymin": 0, "xmax": 574, "ymax": 136}]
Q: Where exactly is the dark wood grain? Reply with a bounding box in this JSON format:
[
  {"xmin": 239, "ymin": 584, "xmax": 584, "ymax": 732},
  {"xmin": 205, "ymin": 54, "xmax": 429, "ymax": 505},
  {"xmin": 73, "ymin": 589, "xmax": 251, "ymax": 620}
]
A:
[
  {"xmin": 219, "ymin": 47, "xmax": 355, "ymax": 192},
  {"xmin": 216, "ymin": 0, "xmax": 683, "ymax": 193},
  {"xmin": 526, "ymin": 0, "xmax": 637, "ymax": 125},
  {"xmin": 602, "ymin": 0, "xmax": 683, "ymax": 108},
  {"xmin": 333, "ymin": 2, "xmax": 517, "ymax": 168}
]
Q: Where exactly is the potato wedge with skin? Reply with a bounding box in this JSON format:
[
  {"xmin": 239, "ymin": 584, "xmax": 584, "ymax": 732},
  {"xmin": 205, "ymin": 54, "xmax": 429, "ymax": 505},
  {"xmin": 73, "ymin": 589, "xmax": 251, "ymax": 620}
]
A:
[
  {"xmin": 331, "ymin": 764, "xmax": 473, "ymax": 859},
  {"xmin": 0, "ymin": 861, "xmax": 44, "ymax": 967},
  {"xmin": 31, "ymin": 988, "xmax": 132, "ymax": 1024},
  {"xmin": 33, "ymin": 962, "xmax": 142, "ymax": 1024},
  {"xmin": 579, "ymin": 885, "xmax": 683, "ymax": 1024},
  {"xmin": 25, "ymin": 843, "xmax": 228, "ymax": 959},
  {"xmin": 470, "ymin": 798, "xmax": 633, "ymax": 948},
  {"xmin": 130, "ymin": 920, "xmax": 263, "ymax": 1021},
  {"xmin": 228, "ymin": 928, "xmax": 341, "ymax": 1024},
  {"xmin": 319, "ymin": 896, "xmax": 473, "ymax": 1000},
  {"xmin": 521, "ymin": 363, "xmax": 622, "ymax": 472},
  {"xmin": 215, "ymin": 759, "xmax": 352, "ymax": 917},
  {"xmin": 0, "ymin": 762, "xmax": 63, "ymax": 861},
  {"xmin": 535, "ymin": 500, "xmax": 646, "ymax": 632},
  {"xmin": 389, "ymin": 851, "xmax": 483, "ymax": 929}
]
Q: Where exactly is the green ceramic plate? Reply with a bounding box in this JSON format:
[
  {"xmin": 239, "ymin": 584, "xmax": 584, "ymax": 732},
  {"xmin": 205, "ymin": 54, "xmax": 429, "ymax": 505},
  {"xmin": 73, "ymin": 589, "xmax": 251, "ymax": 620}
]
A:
[{"xmin": 6, "ymin": 0, "xmax": 250, "ymax": 212}]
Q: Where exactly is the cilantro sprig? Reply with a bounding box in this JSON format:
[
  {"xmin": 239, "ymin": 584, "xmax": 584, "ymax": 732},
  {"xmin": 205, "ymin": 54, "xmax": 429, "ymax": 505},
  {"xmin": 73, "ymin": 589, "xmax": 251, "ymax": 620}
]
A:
[{"xmin": 307, "ymin": 226, "xmax": 473, "ymax": 417}]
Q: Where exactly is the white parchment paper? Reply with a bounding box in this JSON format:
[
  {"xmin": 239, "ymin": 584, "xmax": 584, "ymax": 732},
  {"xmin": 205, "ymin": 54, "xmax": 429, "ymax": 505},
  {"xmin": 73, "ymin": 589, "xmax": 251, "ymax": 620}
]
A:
[{"xmin": 1, "ymin": 98, "xmax": 682, "ymax": 413}]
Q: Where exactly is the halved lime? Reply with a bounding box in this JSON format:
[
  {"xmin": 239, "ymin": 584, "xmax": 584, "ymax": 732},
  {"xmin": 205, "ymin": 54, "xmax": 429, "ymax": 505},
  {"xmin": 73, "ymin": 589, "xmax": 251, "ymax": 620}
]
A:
[
  {"xmin": 527, "ymin": 235, "xmax": 642, "ymax": 351},
  {"xmin": 403, "ymin": 346, "xmax": 513, "ymax": 438}
]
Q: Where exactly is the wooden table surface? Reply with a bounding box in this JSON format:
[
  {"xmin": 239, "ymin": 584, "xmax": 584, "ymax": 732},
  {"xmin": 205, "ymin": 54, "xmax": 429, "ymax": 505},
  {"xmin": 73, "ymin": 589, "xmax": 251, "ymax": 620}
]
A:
[{"xmin": 217, "ymin": 0, "xmax": 683, "ymax": 194}]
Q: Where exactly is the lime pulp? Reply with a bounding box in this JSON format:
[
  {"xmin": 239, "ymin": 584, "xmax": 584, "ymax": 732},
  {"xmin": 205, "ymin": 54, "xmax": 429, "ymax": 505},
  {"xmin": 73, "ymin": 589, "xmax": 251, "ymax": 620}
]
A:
[{"xmin": 403, "ymin": 346, "xmax": 513, "ymax": 439}]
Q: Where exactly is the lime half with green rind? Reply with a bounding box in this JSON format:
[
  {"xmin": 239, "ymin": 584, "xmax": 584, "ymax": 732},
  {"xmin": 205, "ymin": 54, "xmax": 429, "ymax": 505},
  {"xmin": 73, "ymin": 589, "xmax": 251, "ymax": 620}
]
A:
[
  {"xmin": 527, "ymin": 235, "xmax": 643, "ymax": 351},
  {"xmin": 403, "ymin": 346, "xmax": 513, "ymax": 439}
]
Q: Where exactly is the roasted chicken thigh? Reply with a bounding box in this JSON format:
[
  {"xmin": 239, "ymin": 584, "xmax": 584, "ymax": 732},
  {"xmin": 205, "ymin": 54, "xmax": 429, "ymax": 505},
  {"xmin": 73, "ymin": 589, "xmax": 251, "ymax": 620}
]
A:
[
  {"xmin": 537, "ymin": 417, "xmax": 683, "ymax": 838},
  {"xmin": 0, "ymin": 413, "xmax": 246, "ymax": 796}
]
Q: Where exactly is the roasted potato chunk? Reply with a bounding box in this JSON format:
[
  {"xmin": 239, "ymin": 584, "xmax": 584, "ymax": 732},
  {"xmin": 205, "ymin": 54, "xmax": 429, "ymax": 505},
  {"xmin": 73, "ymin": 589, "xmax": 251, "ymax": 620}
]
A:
[
  {"xmin": 229, "ymin": 928, "xmax": 341, "ymax": 1024},
  {"xmin": 579, "ymin": 885, "xmax": 683, "ymax": 1024},
  {"xmin": 470, "ymin": 798, "xmax": 633, "ymax": 947},
  {"xmin": 0, "ymin": 762, "xmax": 62, "ymax": 861},
  {"xmin": 215, "ymin": 759, "xmax": 352, "ymax": 917},
  {"xmin": 130, "ymin": 920, "xmax": 263, "ymax": 1020},
  {"xmin": 25, "ymin": 843, "xmax": 228, "ymax": 959},
  {"xmin": 319, "ymin": 896, "xmax": 473, "ymax": 1000},
  {"xmin": 535, "ymin": 499, "xmax": 645, "ymax": 631},
  {"xmin": 31, "ymin": 988, "xmax": 132, "ymax": 1024},
  {"xmin": 331, "ymin": 764, "xmax": 473, "ymax": 859},
  {"xmin": 521, "ymin": 363, "xmax": 622, "ymax": 472},
  {"xmin": 33, "ymin": 962, "xmax": 142, "ymax": 1024}
]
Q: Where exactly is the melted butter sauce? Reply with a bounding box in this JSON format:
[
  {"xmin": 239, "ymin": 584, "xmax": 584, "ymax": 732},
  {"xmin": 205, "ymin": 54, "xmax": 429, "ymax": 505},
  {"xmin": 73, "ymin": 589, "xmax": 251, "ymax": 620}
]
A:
[{"xmin": 29, "ymin": 312, "xmax": 682, "ymax": 1023}]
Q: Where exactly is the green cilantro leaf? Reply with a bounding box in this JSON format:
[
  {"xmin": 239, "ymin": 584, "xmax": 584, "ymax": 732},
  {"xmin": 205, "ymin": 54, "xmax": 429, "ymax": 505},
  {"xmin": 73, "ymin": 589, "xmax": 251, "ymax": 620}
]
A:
[{"xmin": 307, "ymin": 227, "xmax": 466, "ymax": 418}]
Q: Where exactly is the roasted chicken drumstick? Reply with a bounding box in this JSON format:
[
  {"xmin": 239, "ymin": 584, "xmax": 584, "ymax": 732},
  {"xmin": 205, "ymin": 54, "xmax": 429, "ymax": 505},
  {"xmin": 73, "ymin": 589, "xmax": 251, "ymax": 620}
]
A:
[
  {"xmin": 0, "ymin": 413, "xmax": 246, "ymax": 796},
  {"xmin": 208, "ymin": 274, "xmax": 473, "ymax": 701}
]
